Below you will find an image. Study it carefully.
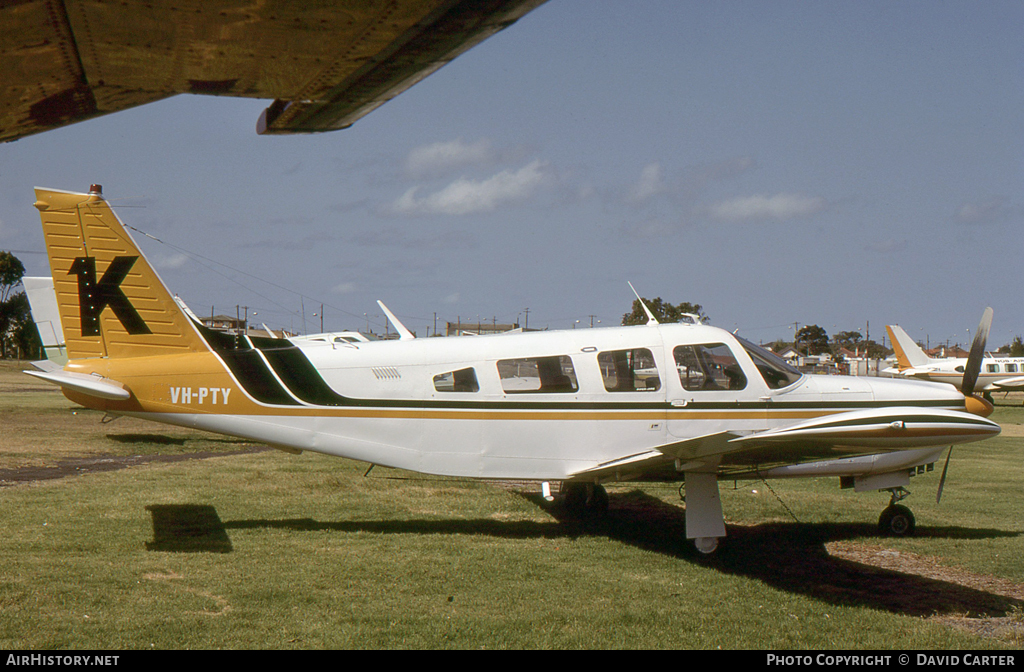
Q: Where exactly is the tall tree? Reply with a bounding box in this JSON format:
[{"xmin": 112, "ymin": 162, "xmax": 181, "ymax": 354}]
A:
[
  {"xmin": 1010, "ymin": 336, "xmax": 1024, "ymax": 357},
  {"xmin": 795, "ymin": 324, "xmax": 830, "ymax": 355},
  {"xmin": 622, "ymin": 298, "xmax": 707, "ymax": 326},
  {"xmin": 0, "ymin": 251, "xmax": 29, "ymax": 359}
]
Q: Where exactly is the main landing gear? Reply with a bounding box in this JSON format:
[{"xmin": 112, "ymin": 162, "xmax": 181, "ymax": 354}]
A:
[
  {"xmin": 560, "ymin": 482, "xmax": 609, "ymax": 518},
  {"xmin": 877, "ymin": 487, "xmax": 916, "ymax": 537}
]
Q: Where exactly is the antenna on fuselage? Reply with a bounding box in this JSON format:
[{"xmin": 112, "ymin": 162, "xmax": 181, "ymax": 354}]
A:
[
  {"xmin": 627, "ymin": 282, "xmax": 659, "ymax": 326},
  {"xmin": 377, "ymin": 300, "xmax": 415, "ymax": 340}
]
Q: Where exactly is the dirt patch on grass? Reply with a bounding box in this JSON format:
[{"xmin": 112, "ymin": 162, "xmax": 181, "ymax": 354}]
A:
[
  {"xmin": 828, "ymin": 541, "xmax": 1024, "ymax": 643},
  {"xmin": 0, "ymin": 446, "xmax": 271, "ymax": 487}
]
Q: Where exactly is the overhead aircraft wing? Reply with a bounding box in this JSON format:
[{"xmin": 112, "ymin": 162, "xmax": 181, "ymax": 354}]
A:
[
  {"xmin": 0, "ymin": 0, "xmax": 546, "ymax": 143},
  {"xmin": 568, "ymin": 407, "xmax": 999, "ymax": 483}
]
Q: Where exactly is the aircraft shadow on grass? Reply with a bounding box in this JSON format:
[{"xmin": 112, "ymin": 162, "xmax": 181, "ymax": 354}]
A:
[{"xmin": 145, "ymin": 492, "xmax": 1022, "ymax": 619}]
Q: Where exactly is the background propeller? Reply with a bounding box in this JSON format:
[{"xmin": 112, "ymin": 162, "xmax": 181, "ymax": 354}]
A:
[{"xmin": 938, "ymin": 306, "xmax": 994, "ymax": 503}]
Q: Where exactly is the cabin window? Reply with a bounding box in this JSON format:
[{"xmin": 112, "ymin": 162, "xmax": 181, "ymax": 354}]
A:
[
  {"xmin": 1006, "ymin": 364, "xmax": 1018, "ymax": 373},
  {"xmin": 497, "ymin": 356, "xmax": 578, "ymax": 393},
  {"xmin": 433, "ymin": 368, "xmax": 480, "ymax": 393},
  {"xmin": 674, "ymin": 343, "xmax": 748, "ymax": 391},
  {"xmin": 987, "ymin": 364, "xmax": 1000, "ymax": 373},
  {"xmin": 735, "ymin": 337, "xmax": 802, "ymax": 389},
  {"xmin": 597, "ymin": 348, "xmax": 661, "ymax": 392}
]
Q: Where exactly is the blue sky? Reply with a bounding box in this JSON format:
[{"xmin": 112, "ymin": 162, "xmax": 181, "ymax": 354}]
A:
[{"xmin": 1, "ymin": 0, "xmax": 1021, "ymax": 348}]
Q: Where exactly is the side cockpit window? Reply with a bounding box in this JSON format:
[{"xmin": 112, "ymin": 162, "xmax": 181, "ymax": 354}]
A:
[
  {"xmin": 498, "ymin": 356, "xmax": 578, "ymax": 393},
  {"xmin": 598, "ymin": 348, "xmax": 661, "ymax": 392},
  {"xmin": 735, "ymin": 336, "xmax": 802, "ymax": 389},
  {"xmin": 674, "ymin": 343, "xmax": 747, "ymax": 391},
  {"xmin": 433, "ymin": 368, "xmax": 480, "ymax": 393}
]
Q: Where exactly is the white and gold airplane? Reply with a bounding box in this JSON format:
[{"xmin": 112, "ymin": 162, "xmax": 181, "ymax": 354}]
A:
[
  {"xmin": 26, "ymin": 186, "xmax": 1002, "ymax": 553},
  {"xmin": 887, "ymin": 324, "xmax": 1024, "ymax": 398}
]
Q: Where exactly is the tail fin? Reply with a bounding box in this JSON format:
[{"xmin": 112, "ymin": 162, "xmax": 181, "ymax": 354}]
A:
[
  {"xmin": 34, "ymin": 185, "xmax": 208, "ymax": 360},
  {"xmin": 885, "ymin": 324, "xmax": 933, "ymax": 371}
]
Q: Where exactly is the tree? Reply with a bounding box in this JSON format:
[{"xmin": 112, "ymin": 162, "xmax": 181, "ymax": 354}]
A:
[
  {"xmin": 0, "ymin": 251, "xmax": 31, "ymax": 359},
  {"xmin": 0, "ymin": 251, "xmax": 25, "ymax": 304},
  {"xmin": 795, "ymin": 324, "xmax": 829, "ymax": 355},
  {"xmin": 622, "ymin": 297, "xmax": 707, "ymax": 326},
  {"xmin": 1010, "ymin": 336, "xmax": 1024, "ymax": 357}
]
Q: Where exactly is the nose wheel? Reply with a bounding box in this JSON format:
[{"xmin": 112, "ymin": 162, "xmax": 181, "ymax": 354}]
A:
[{"xmin": 878, "ymin": 487, "xmax": 916, "ymax": 537}]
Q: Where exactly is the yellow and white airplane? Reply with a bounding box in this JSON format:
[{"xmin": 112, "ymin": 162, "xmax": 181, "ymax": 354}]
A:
[
  {"xmin": 887, "ymin": 324, "xmax": 1024, "ymax": 397},
  {"xmin": 26, "ymin": 185, "xmax": 1002, "ymax": 553}
]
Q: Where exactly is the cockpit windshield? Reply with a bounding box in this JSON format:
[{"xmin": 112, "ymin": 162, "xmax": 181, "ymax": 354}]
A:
[{"xmin": 735, "ymin": 336, "xmax": 803, "ymax": 389}]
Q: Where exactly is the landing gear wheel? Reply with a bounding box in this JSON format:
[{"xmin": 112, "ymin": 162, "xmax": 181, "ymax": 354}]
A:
[
  {"xmin": 878, "ymin": 504, "xmax": 916, "ymax": 537},
  {"xmin": 694, "ymin": 537, "xmax": 719, "ymax": 555},
  {"xmin": 561, "ymin": 483, "xmax": 609, "ymax": 519}
]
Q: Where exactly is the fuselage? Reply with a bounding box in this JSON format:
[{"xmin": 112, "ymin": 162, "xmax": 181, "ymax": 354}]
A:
[
  {"xmin": 902, "ymin": 357, "xmax": 1024, "ymax": 391},
  {"xmin": 64, "ymin": 321, "xmax": 972, "ymax": 481}
]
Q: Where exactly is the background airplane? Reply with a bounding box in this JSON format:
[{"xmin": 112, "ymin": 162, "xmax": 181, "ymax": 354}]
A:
[
  {"xmin": 887, "ymin": 323, "xmax": 1024, "ymax": 399},
  {"xmin": 21, "ymin": 276, "xmax": 67, "ymax": 365},
  {"xmin": 25, "ymin": 185, "xmax": 1003, "ymax": 554},
  {"xmin": 0, "ymin": 0, "xmax": 546, "ymax": 143}
]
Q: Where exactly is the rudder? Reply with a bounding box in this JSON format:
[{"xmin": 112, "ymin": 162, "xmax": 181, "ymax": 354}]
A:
[{"xmin": 34, "ymin": 185, "xmax": 208, "ymax": 360}]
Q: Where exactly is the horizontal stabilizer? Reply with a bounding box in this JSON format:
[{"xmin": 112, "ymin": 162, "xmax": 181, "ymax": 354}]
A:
[{"xmin": 24, "ymin": 368, "xmax": 131, "ymax": 401}]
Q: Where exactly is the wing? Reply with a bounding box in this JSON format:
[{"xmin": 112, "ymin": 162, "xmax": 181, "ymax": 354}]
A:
[
  {"xmin": 569, "ymin": 407, "xmax": 1000, "ymax": 483},
  {"xmin": 989, "ymin": 376, "xmax": 1024, "ymax": 391},
  {"xmin": 0, "ymin": 0, "xmax": 546, "ymax": 143}
]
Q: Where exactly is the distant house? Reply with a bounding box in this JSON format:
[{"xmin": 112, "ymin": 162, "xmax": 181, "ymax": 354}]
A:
[
  {"xmin": 201, "ymin": 314, "xmax": 295, "ymax": 339},
  {"xmin": 925, "ymin": 345, "xmax": 969, "ymax": 359},
  {"xmin": 202, "ymin": 314, "xmax": 244, "ymax": 331},
  {"xmin": 445, "ymin": 320, "xmax": 520, "ymax": 336}
]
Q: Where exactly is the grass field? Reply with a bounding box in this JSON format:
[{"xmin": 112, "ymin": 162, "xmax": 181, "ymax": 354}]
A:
[{"xmin": 1, "ymin": 360, "xmax": 1021, "ymax": 649}]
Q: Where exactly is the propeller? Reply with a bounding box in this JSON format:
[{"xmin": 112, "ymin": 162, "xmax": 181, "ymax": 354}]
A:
[
  {"xmin": 961, "ymin": 307, "xmax": 994, "ymax": 417},
  {"xmin": 939, "ymin": 307, "xmax": 993, "ymax": 503},
  {"xmin": 936, "ymin": 446, "xmax": 953, "ymax": 504}
]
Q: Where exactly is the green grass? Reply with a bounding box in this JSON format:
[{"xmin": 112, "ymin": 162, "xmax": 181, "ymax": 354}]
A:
[{"xmin": 1, "ymin": 361, "xmax": 1021, "ymax": 649}]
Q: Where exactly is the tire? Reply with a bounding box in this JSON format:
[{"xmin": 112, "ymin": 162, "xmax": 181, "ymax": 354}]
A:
[{"xmin": 878, "ymin": 504, "xmax": 916, "ymax": 537}]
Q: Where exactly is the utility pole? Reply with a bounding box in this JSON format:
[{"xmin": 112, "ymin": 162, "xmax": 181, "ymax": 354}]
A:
[{"xmin": 523, "ymin": 308, "xmax": 530, "ymax": 330}]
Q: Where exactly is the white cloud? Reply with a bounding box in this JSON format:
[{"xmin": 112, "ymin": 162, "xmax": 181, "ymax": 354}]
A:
[
  {"xmin": 708, "ymin": 193, "xmax": 826, "ymax": 222},
  {"xmin": 332, "ymin": 282, "xmax": 357, "ymax": 294},
  {"xmin": 404, "ymin": 138, "xmax": 495, "ymax": 178},
  {"xmin": 443, "ymin": 293, "xmax": 460, "ymax": 304},
  {"xmin": 954, "ymin": 197, "xmax": 1018, "ymax": 225},
  {"xmin": 389, "ymin": 160, "xmax": 550, "ymax": 216},
  {"xmin": 629, "ymin": 163, "xmax": 667, "ymax": 202},
  {"xmin": 154, "ymin": 253, "xmax": 189, "ymax": 269}
]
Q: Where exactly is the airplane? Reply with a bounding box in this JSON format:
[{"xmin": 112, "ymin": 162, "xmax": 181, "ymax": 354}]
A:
[
  {"xmin": 21, "ymin": 276, "xmax": 67, "ymax": 365},
  {"xmin": 25, "ymin": 185, "xmax": 1003, "ymax": 554},
  {"xmin": 0, "ymin": 0, "xmax": 546, "ymax": 143},
  {"xmin": 887, "ymin": 324, "xmax": 1024, "ymax": 399}
]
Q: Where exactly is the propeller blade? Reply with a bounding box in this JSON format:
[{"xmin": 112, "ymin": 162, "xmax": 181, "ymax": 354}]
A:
[
  {"xmin": 936, "ymin": 446, "xmax": 953, "ymax": 504},
  {"xmin": 961, "ymin": 307, "xmax": 993, "ymax": 398}
]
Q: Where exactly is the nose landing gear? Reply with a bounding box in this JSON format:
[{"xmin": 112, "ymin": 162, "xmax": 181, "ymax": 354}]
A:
[{"xmin": 878, "ymin": 487, "xmax": 916, "ymax": 537}]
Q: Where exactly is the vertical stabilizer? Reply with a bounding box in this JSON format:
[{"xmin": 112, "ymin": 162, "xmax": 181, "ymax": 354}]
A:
[
  {"xmin": 885, "ymin": 324, "xmax": 933, "ymax": 371},
  {"xmin": 34, "ymin": 186, "xmax": 208, "ymax": 360}
]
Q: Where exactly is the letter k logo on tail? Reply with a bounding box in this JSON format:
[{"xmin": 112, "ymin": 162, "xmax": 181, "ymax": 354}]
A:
[{"xmin": 70, "ymin": 256, "xmax": 152, "ymax": 336}]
